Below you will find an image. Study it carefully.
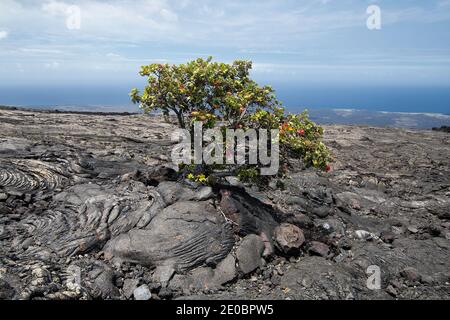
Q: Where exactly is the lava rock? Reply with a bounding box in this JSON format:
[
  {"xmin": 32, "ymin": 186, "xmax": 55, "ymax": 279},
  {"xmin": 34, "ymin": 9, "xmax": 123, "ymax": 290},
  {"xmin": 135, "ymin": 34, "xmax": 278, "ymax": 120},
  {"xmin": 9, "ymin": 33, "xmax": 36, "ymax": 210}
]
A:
[
  {"xmin": 386, "ymin": 285, "xmax": 398, "ymax": 297},
  {"xmin": 133, "ymin": 284, "xmax": 152, "ymax": 301},
  {"xmin": 400, "ymin": 267, "xmax": 421, "ymax": 282},
  {"xmin": 89, "ymin": 265, "xmax": 120, "ymax": 299},
  {"xmin": 0, "ymin": 203, "xmax": 12, "ymax": 215},
  {"xmin": 2, "ymin": 109, "xmax": 450, "ymax": 301},
  {"xmin": 214, "ymin": 254, "xmax": 237, "ymax": 285},
  {"xmin": 156, "ymin": 181, "xmax": 213, "ymax": 205},
  {"xmin": 355, "ymin": 230, "xmax": 373, "ymax": 240},
  {"xmin": 152, "ymin": 265, "xmax": 175, "ymax": 288},
  {"xmin": 432, "ymin": 126, "xmax": 450, "ymax": 133},
  {"xmin": 380, "ymin": 231, "xmax": 396, "ymax": 244},
  {"xmin": 104, "ymin": 201, "xmax": 234, "ymax": 271},
  {"xmin": 286, "ymin": 213, "xmax": 313, "ymax": 229},
  {"xmin": 166, "ymin": 254, "xmax": 237, "ymax": 292},
  {"xmin": 122, "ymin": 278, "xmax": 139, "ymax": 299},
  {"xmin": 219, "ymin": 188, "xmax": 278, "ymax": 240},
  {"xmin": 225, "ymin": 176, "xmax": 243, "ymax": 187},
  {"xmin": 407, "ymin": 226, "xmax": 419, "ymax": 234},
  {"xmin": 273, "ymin": 223, "xmax": 305, "ymax": 255},
  {"xmin": 308, "ymin": 241, "xmax": 330, "ymax": 257},
  {"xmin": 420, "ymin": 275, "xmax": 435, "ymax": 285},
  {"xmin": 0, "ymin": 279, "xmax": 16, "ymax": 299},
  {"xmin": 236, "ymin": 235, "xmax": 265, "ymax": 274},
  {"xmin": 158, "ymin": 287, "xmax": 173, "ymax": 300}
]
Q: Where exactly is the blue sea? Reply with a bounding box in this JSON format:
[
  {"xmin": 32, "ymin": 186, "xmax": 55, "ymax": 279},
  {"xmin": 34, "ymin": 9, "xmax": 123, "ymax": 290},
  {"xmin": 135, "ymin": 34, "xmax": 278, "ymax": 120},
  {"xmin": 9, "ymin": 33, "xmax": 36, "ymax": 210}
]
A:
[{"xmin": 0, "ymin": 84, "xmax": 449, "ymax": 128}]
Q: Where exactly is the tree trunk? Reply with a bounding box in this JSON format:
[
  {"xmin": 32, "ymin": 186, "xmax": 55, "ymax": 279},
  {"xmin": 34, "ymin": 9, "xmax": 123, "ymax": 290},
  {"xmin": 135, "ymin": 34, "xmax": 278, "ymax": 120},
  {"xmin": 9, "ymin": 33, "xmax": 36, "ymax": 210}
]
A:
[{"xmin": 175, "ymin": 111, "xmax": 185, "ymax": 129}]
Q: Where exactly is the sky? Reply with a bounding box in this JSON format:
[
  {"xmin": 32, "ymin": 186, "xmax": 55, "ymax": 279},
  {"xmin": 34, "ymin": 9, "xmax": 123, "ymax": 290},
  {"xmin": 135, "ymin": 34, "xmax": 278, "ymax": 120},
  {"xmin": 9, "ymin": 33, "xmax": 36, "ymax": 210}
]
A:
[{"xmin": 1, "ymin": 0, "xmax": 450, "ymax": 111}]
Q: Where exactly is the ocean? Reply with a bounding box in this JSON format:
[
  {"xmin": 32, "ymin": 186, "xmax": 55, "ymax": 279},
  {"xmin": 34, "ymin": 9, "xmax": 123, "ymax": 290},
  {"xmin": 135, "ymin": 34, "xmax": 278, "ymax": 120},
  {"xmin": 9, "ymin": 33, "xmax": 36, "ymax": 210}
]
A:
[{"xmin": 0, "ymin": 84, "xmax": 449, "ymax": 129}]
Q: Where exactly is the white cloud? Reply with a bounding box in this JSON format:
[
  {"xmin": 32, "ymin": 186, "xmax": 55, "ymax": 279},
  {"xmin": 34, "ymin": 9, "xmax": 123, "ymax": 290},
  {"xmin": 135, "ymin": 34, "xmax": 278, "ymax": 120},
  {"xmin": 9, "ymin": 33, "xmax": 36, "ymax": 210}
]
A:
[
  {"xmin": 44, "ymin": 61, "xmax": 61, "ymax": 70},
  {"xmin": 1, "ymin": 0, "xmax": 450, "ymax": 87},
  {"xmin": 160, "ymin": 8, "xmax": 178, "ymax": 22},
  {"xmin": 0, "ymin": 30, "xmax": 8, "ymax": 40},
  {"xmin": 1, "ymin": 0, "xmax": 450, "ymax": 48},
  {"xmin": 106, "ymin": 53, "xmax": 122, "ymax": 59},
  {"xmin": 20, "ymin": 48, "xmax": 63, "ymax": 54},
  {"xmin": 42, "ymin": 1, "xmax": 71, "ymax": 16}
]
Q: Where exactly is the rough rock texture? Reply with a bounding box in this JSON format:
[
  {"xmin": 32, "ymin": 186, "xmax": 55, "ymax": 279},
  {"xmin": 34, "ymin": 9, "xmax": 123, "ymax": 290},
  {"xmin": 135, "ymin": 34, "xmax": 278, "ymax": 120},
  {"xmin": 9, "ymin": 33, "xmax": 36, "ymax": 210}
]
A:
[
  {"xmin": 236, "ymin": 235, "xmax": 265, "ymax": 274},
  {"xmin": 133, "ymin": 284, "xmax": 152, "ymax": 300},
  {"xmin": 273, "ymin": 223, "xmax": 305, "ymax": 255},
  {"xmin": 0, "ymin": 108, "xmax": 449, "ymax": 300},
  {"xmin": 432, "ymin": 126, "xmax": 450, "ymax": 133}
]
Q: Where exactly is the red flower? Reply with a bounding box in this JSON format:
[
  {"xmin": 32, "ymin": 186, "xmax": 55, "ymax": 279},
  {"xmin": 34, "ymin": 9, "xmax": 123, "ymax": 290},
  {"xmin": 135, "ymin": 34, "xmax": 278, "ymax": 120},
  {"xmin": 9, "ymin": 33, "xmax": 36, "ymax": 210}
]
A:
[
  {"xmin": 326, "ymin": 165, "xmax": 331, "ymax": 172},
  {"xmin": 297, "ymin": 129, "xmax": 305, "ymax": 135}
]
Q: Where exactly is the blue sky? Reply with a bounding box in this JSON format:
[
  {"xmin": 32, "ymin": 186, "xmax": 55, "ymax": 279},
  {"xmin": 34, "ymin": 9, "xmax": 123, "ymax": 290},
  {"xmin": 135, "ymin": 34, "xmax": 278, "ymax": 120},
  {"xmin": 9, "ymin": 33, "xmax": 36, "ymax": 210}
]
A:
[{"xmin": 1, "ymin": 0, "xmax": 450, "ymax": 109}]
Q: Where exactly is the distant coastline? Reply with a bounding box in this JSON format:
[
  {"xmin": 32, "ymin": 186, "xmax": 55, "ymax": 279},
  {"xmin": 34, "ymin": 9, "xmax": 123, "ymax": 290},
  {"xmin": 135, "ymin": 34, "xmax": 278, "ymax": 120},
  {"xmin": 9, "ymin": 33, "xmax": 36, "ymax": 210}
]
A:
[
  {"xmin": 306, "ymin": 108, "xmax": 450, "ymax": 129},
  {"xmin": 1, "ymin": 104, "xmax": 449, "ymax": 129}
]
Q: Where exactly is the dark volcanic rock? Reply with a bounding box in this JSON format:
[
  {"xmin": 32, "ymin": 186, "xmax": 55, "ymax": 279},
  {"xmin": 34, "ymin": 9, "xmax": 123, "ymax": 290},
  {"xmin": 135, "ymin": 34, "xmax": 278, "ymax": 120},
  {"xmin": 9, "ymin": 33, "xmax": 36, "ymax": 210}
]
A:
[
  {"xmin": 0, "ymin": 108, "xmax": 449, "ymax": 300},
  {"xmin": 104, "ymin": 200, "xmax": 234, "ymax": 271},
  {"xmin": 400, "ymin": 267, "xmax": 421, "ymax": 283},
  {"xmin": 219, "ymin": 187, "xmax": 278, "ymax": 239},
  {"xmin": 122, "ymin": 278, "xmax": 139, "ymax": 299},
  {"xmin": 273, "ymin": 223, "xmax": 305, "ymax": 255},
  {"xmin": 308, "ymin": 241, "xmax": 330, "ymax": 257},
  {"xmin": 167, "ymin": 255, "xmax": 237, "ymax": 292},
  {"xmin": 236, "ymin": 235, "xmax": 265, "ymax": 274},
  {"xmin": 0, "ymin": 279, "xmax": 16, "ymax": 299},
  {"xmin": 279, "ymin": 256, "xmax": 370, "ymax": 300},
  {"xmin": 88, "ymin": 263, "xmax": 120, "ymax": 299},
  {"xmin": 432, "ymin": 126, "xmax": 450, "ymax": 133}
]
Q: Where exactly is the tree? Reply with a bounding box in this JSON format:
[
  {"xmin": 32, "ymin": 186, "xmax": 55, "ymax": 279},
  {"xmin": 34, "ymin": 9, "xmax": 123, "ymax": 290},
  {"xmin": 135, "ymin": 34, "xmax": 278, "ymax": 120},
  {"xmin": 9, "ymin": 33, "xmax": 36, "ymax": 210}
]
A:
[
  {"xmin": 131, "ymin": 57, "xmax": 331, "ymax": 181},
  {"xmin": 130, "ymin": 57, "xmax": 279, "ymax": 129}
]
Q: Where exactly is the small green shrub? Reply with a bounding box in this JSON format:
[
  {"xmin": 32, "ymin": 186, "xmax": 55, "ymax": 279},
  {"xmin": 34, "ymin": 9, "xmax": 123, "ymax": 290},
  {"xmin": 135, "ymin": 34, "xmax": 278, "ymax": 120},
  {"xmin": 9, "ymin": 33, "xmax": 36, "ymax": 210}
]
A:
[
  {"xmin": 130, "ymin": 56, "xmax": 278, "ymax": 130},
  {"xmin": 131, "ymin": 57, "xmax": 331, "ymax": 183}
]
